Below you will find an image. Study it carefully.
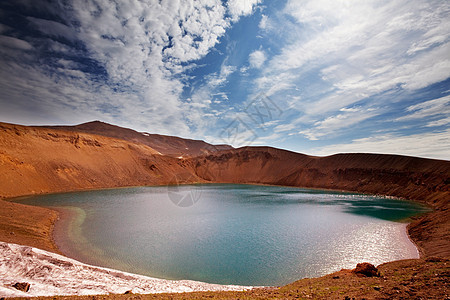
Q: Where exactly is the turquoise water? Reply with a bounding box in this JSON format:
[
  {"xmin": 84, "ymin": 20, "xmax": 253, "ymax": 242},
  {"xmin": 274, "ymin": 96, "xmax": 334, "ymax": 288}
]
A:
[{"xmin": 18, "ymin": 184, "xmax": 428, "ymax": 286}]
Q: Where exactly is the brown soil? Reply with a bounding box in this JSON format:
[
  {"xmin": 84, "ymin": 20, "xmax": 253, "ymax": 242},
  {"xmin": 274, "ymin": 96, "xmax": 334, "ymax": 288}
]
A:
[
  {"xmin": 0, "ymin": 199, "xmax": 59, "ymax": 254},
  {"xmin": 1, "ymin": 121, "xmax": 449, "ymax": 299}
]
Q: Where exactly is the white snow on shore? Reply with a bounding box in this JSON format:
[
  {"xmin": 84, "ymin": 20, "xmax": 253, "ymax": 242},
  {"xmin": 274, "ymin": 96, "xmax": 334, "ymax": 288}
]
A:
[{"xmin": 0, "ymin": 242, "xmax": 253, "ymax": 297}]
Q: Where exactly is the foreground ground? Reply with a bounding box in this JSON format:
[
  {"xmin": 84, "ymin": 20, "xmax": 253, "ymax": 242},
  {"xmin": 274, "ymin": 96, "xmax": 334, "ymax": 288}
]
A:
[{"xmin": 9, "ymin": 258, "xmax": 448, "ymax": 299}]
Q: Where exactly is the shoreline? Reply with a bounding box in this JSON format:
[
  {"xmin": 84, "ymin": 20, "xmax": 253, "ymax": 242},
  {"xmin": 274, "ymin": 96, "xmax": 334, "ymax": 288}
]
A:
[
  {"xmin": 0, "ymin": 199, "xmax": 61, "ymax": 255},
  {"xmin": 406, "ymin": 221, "xmax": 426, "ymax": 258},
  {"xmin": 0, "ymin": 241, "xmax": 255, "ymax": 298},
  {"xmin": 50, "ymin": 206, "xmax": 93, "ymax": 265}
]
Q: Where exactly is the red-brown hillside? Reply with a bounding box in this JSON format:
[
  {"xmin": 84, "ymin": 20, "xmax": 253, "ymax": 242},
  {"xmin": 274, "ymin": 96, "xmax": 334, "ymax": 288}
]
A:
[
  {"xmin": 45, "ymin": 121, "xmax": 233, "ymax": 158},
  {"xmin": 0, "ymin": 122, "xmax": 203, "ymax": 198}
]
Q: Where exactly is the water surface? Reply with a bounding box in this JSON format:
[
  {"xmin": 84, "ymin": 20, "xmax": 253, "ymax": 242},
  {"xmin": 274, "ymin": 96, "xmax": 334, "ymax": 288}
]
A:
[{"xmin": 18, "ymin": 184, "xmax": 428, "ymax": 286}]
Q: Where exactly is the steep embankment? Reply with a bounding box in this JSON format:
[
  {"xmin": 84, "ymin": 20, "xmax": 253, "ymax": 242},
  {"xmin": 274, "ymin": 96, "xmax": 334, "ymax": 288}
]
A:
[{"xmin": 0, "ymin": 122, "xmax": 202, "ymax": 198}]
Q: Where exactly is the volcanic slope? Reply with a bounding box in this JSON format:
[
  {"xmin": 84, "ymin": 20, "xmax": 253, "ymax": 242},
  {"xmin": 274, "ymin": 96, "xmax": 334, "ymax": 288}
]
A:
[
  {"xmin": 45, "ymin": 121, "xmax": 233, "ymax": 158},
  {"xmin": 0, "ymin": 122, "xmax": 202, "ymax": 199}
]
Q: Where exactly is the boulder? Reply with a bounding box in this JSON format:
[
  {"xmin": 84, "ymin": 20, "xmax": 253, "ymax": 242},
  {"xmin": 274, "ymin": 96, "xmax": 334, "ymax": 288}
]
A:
[
  {"xmin": 352, "ymin": 263, "xmax": 379, "ymax": 277},
  {"xmin": 12, "ymin": 282, "xmax": 30, "ymax": 292}
]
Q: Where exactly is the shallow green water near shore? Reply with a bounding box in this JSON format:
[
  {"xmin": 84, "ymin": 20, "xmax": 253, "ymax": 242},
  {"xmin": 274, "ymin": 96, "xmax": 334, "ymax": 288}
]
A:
[{"xmin": 19, "ymin": 184, "xmax": 428, "ymax": 286}]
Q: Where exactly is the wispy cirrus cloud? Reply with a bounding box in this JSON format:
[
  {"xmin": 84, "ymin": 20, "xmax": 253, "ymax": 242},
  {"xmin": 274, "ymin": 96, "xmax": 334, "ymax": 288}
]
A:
[
  {"xmin": 396, "ymin": 95, "xmax": 450, "ymax": 125},
  {"xmin": 312, "ymin": 129, "xmax": 450, "ymax": 160},
  {"xmin": 253, "ymin": 0, "xmax": 450, "ymax": 138},
  {"xmin": 299, "ymin": 107, "xmax": 379, "ymax": 141}
]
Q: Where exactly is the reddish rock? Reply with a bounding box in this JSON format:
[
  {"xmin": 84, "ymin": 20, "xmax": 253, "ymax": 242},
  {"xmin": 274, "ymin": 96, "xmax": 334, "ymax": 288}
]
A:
[
  {"xmin": 12, "ymin": 282, "xmax": 30, "ymax": 292},
  {"xmin": 352, "ymin": 263, "xmax": 379, "ymax": 277}
]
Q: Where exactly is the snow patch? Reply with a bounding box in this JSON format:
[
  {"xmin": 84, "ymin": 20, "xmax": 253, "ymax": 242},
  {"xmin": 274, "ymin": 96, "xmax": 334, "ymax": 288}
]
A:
[{"xmin": 0, "ymin": 242, "xmax": 253, "ymax": 297}]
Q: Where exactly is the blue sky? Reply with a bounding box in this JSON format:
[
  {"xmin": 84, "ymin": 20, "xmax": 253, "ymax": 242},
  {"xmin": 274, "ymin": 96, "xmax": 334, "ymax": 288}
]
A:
[{"xmin": 0, "ymin": 0, "xmax": 449, "ymax": 160}]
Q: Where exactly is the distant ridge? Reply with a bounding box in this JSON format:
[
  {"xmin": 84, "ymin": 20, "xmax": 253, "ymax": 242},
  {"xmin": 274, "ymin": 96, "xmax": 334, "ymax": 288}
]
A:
[{"xmin": 44, "ymin": 121, "xmax": 233, "ymax": 157}]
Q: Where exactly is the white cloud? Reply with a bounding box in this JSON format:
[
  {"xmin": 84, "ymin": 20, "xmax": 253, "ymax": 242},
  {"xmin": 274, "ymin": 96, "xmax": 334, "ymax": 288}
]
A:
[
  {"xmin": 184, "ymin": 62, "xmax": 237, "ymax": 137},
  {"xmin": 425, "ymin": 117, "xmax": 450, "ymax": 127},
  {"xmin": 311, "ymin": 129, "xmax": 450, "ymax": 160},
  {"xmin": 274, "ymin": 123, "xmax": 295, "ymax": 133},
  {"xmin": 240, "ymin": 66, "xmax": 250, "ymax": 73},
  {"xmin": 208, "ymin": 64, "xmax": 237, "ymax": 87},
  {"xmin": 27, "ymin": 17, "xmax": 77, "ymax": 42},
  {"xmin": 299, "ymin": 108, "xmax": 379, "ymax": 140},
  {"xmin": 249, "ymin": 50, "xmax": 266, "ymax": 69},
  {"xmin": 396, "ymin": 95, "xmax": 450, "ymax": 122},
  {"xmin": 227, "ymin": 0, "xmax": 261, "ymax": 21},
  {"xmin": 259, "ymin": 14, "xmax": 268, "ymax": 29},
  {"xmin": 0, "ymin": 35, "xmax": 33, "ymax": 50},
  {"xmin": 252, "ymin": 132, "xmax": 284, "ymax": 145},
  {"xmin": 69, "ymin": 0, "xmax": 261, "ymax": 135}
]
